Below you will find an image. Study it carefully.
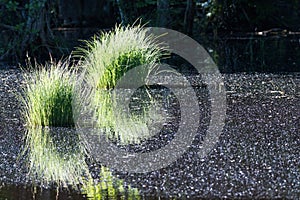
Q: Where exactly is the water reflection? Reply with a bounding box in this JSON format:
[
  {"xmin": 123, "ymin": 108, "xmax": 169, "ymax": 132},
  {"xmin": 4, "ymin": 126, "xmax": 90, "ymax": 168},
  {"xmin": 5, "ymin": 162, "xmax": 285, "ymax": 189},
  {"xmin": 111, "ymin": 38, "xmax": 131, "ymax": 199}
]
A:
[
  {"xmin": 201, "ymin": 35, "xmax": 300, "ymax": 73},
  {"xmin": 79, "ymin": 86, "xmax": 170, "ymax": 145},
  {"xmin": 23, "ymin": 127, "xmax": 141, "ymax": 199},
  {"xmin": 0, "ymin": 167, "xmax": 141, "ymax": 200},
  {"xmin": 0, "ymin": 184, "xmax": 85, "ymax": 199},
  {"xmin": 82, "ymin": 167, "xmax": 140, "ymax": 200},
  {"xmin": 24, "ymin": 127, "xmax": 89, "ymax": 186},
  {"xmin": 1, "ymin": 68, "xmax": 298, "ymax": 199}
]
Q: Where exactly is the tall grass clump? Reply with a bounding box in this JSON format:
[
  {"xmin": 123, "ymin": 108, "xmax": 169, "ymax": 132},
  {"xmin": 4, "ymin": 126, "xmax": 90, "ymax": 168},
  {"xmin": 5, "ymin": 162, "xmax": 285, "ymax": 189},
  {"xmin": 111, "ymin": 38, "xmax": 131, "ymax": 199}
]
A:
[
  {"xmin": 21, "ymin": 59, "xmax": 91, "ymax": 186},
  {"xmin": 76, "ymin": 24, "xmax": 166, "ymax": 89},
  {"xmin": 75, "ymin": 24, "xmax": 168, "ymax": 144},
  {"xmin": 22, "ymin": 59, "xmax": 77, "ymax": 128}
]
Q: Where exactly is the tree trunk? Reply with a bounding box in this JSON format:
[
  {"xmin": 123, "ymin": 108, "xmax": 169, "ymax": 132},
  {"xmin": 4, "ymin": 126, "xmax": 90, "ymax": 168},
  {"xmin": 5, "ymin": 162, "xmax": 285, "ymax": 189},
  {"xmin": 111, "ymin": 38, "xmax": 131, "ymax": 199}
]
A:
[
  {"xmin": 157, "ymin": 0, "xmax": 170, "ymax": 28},
  {"xmin": 184, "ymin": 0, "xmax": 195, "ymax": 36},
  {"xmin": 116, "ymin": 0, "xmax": 127, "ymax": 24},
  {"xmin": 21, "ymin": 0, "xmax": 53, "ymax": 58}
]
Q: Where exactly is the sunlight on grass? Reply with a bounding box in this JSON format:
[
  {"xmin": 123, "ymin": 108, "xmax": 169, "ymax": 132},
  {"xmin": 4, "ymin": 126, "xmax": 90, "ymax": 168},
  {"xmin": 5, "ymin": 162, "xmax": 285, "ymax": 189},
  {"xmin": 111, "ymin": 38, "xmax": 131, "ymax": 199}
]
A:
[
  {"xmin": 75, "ymin": 24, "xmax": 168, "ymax": 144},
  {"xmin": 20, "ymin": 24, "xmax": 168, "ymax": 193},
  {"xmin": 21, "ymin": 59, "xmax": 76, "ymax": 127},
  {"xmin": 82, "ymin": 166, "xmax": 140, "ymax": 200},
  {"xmin": 75, "ymin": 24, "xmax": 167, "ymax": 89},
  {"xmin": 25, "ymin": 127, "xmax": 89, "ymax": 186},
  {"xmin": 21, "ymin": 59, "xmax": 90, "ymax": 187}
]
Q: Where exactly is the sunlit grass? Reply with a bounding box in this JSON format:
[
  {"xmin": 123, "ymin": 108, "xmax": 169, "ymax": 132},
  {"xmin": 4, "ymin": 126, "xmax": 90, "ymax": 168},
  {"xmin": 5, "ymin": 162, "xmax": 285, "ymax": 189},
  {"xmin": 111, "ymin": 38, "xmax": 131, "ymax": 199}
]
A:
[
  {"xmin": 20, "ymin": 59, "xmax": 90, "ymax": 187},
  {"xmin": 25, "ymin": 127, "xmax": 89, "ymax": 186},
  {"xmin": 74, "ymin": 24, "xmax": 168, "ymax": 144},
  {"xmin": 19, "ymin": 24, "xmax": 169, "ymax": 191},
  {"xmin": 21, "ymin": 59, "xmax": 76, "ymax": 127},
  {"xmin": 75, "ymin": 24, "xmax": 166, "ymax": 89},
  {"xmin": 82, "ymin": 166, "xmax": 140, "ymax": 200}
]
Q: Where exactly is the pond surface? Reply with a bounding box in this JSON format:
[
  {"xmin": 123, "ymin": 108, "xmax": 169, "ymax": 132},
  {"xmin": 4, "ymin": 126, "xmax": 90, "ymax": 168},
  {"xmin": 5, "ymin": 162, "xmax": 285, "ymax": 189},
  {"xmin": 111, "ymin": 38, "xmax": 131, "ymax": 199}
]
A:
[
  {"xmin": 46, "ymin": 28, "xmax": 300, "ymax": 74},
  {"xmin": 200, "ymin": 34, "xmax": 300, "ymax": 73},
  {"xmin": 0, "ymin": 68, "xmax": 299, "ymax": 199}
]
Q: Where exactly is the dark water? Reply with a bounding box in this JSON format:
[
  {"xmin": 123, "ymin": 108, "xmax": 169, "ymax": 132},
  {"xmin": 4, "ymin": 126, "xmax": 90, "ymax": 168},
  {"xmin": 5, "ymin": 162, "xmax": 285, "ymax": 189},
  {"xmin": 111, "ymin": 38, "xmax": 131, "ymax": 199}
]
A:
[
  {"xmin": 2, "ymin": 28, "xmax": 299, "ymax": 74},
  {"xmin": 201, "ymin": 34, "xmax": 300, "ymax": 73},
  {"xmin": 0, "ymin": 185, "xmax": 86, "ymax": 200},
  {"xmin": 0, "ymin": 31, "xmax": 299, "ymax": 199},
  {"xmin": 60, "ymin": 29, "xmax": 300, "ymax": 73},
  {"xmin": 0, "ymin": 67, "xmax": 299, "ymax": 199}
]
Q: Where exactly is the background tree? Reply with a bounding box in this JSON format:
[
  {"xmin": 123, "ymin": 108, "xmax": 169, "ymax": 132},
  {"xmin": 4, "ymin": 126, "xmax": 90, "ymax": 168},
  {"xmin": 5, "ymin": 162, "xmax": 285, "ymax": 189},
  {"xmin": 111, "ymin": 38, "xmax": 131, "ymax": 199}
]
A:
[
  {"xmin": 116, "ymin": 0, "xmax": 127, "ymax": 24},
  {"xmin": 0, "ymin": 0, "xmax": 58, "ymax": 61},
  {"xmin": 1, "ymin": 0, "xmax": 299, "ymax": 64},
  {"xmin": 184, "ymin": 0, "xmax": 195, "ymax": 35},
  {"xmin": 202, "ymin": 0, "xmax": 300, "ymax": 32},
  {"xmin": 157, "ymin": 0, "xmax": 170, "ymax": 27}
]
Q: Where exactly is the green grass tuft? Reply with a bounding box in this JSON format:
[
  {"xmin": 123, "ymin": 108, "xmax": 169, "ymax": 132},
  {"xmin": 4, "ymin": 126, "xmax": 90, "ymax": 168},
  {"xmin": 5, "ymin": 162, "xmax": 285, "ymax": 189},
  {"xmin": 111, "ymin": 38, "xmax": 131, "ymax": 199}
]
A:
[
  {"xmin": 74, "ymin": 24, "xmax": 168, "ymax": 144},
  {"xmin": 21, "ymin": 59, "xmax": 77, "ymax": 128},
  {"xmin": 20, "ymin": 24, "xmax": 169, "ymax": 188},
  {"xmin": 21, "ymin": 59, "xmax": 89, "ymax": 186},
  {"xmin": 75, "ymin": 24, "xmax": 167, "ymax": 89}
]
